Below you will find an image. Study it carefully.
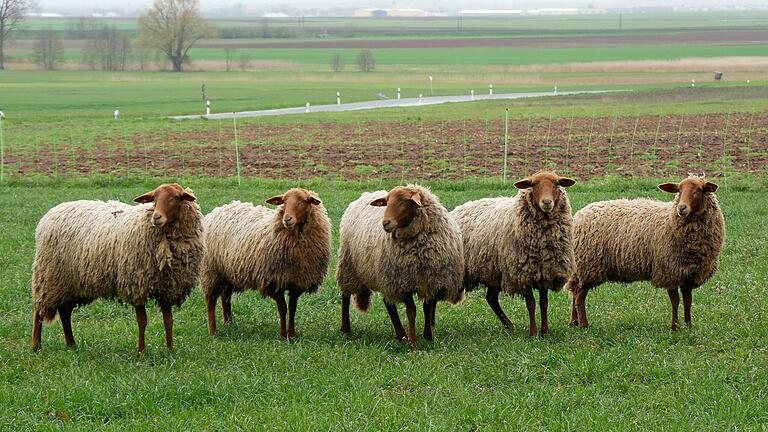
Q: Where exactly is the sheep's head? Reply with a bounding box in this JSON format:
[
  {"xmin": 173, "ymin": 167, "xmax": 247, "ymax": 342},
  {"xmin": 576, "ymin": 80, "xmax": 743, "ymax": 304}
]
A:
[
  {"xmin": 267, "ymin": 188, "xmax": 321, "ymax": 230},
  {"xmin": 370, "ymin": 186, "xmax": 423, "ymax": 234},
  {"xmin": 659, "ymin": 176, "xmax": 718, "ymax": 218},
  {"xmin": 133, "ymin": 183, "xmax": 196, "ymax": 227},
  {"xmin": 514, "ymin": 171, "xmax": 576, "ymax": 214}
]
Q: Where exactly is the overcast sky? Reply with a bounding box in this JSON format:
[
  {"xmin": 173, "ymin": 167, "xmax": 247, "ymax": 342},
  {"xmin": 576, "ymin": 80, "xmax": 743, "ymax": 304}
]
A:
[{"xmin": 35, "ymin": 0, "xmax": 768, "ymax": 16}]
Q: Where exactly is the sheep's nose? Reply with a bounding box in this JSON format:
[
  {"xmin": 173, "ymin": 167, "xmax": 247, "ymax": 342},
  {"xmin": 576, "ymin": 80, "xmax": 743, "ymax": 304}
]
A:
[
  {"xmin": 152, "ymin": 214, "xmax": 163, "ymax": 226},
  {"xmin": 542, "ymin": 199, "xmax": 553, "ymax": 206},
  {"xmin": 283, "ymin": 216, "xmax": 295, "ymax": 227},
  {"xmin": 382, "ymin": 219, "xmax": 394, "ymax": 232},
  {"xmin": 677, "ymin": 204, "xmax": 689, "ymax": 216},
  {"xmin": 284, "ymin": 216, "xmax": 293, "ymax": 223}
]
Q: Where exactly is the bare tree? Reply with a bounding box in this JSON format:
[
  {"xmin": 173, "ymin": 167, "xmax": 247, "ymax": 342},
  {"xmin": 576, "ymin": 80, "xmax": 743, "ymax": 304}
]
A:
[
  {"xmin": 238, "ymin": 52, "xmax": 250, "ymax": 71},
  {"xmin": 0, "ymin": 0, "xmax": 36, "ymax": 69},
  {"xmin": 33, "ymin": 29, "xmax": 63, "ymax": 70},
  {"xmin": 330, "ymin": 53, "xmax": 344, "ymax": 72},
  {"xmin": 356, "ymin": 49, "xmax": 375, "ymax": 73},
  {"xmin": 138, "ymin": 0, "xmax": 215, "ymax": 72},
  {"xmin": 83, "ymin": 25, "xmax": 131, "ymax": 71}
]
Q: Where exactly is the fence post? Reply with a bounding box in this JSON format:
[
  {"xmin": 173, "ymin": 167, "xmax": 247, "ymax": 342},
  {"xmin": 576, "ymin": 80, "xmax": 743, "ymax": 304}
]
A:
[
  {"xmin": 233, "ymin": 114, "xmax": 241, "ymax": 186},
  {"xmin": 503, "ymin": 108, "xmax": 509, "ymax": 183},
  {"xmin": 0, "ymin": 115, "xmax": 4, "ymax": 181}
]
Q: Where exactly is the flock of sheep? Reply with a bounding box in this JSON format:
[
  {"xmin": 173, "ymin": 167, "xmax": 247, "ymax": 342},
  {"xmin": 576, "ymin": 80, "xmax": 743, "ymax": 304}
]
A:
[{"xmin": 30, "ymin": 172, "xmax": 725, "ymax": 353}]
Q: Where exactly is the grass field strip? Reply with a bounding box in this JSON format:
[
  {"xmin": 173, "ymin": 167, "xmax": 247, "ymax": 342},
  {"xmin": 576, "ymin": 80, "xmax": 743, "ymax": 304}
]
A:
[{"xmin": 169, "ymin": 90, "xmax": 616, "ymax": 120}]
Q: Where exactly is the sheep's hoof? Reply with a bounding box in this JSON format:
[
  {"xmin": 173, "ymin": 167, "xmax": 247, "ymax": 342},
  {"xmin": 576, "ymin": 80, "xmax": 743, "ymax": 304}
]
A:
[
  {"xmin": 540, "ymin": 326, "xmax": 549, "ymax": 336},
  {"xmin": 568, "ymin": 320, "xmax": 578, "ymax": 327},
  {"xmin": 340, "ymin": 324, "xmax": 351, "ymax": 334}
]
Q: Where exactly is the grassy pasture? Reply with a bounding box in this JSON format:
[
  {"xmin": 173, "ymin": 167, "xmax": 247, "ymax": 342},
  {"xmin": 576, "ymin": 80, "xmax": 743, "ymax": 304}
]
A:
[{"xmin": 0, "ymin": 177, "xmax": 766, "ymax": 430}]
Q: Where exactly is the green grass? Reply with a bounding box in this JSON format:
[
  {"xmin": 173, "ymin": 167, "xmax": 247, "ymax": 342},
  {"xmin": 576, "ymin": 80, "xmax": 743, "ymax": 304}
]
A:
[{"xmin": 1, "ymin": 177, "xmax": 766, "ymax": 430}]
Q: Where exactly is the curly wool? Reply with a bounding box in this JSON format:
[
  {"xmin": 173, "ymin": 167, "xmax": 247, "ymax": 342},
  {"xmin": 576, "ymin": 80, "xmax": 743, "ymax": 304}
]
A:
[
  {"xmin": 200, "ymin": 198, "xmax": 331, "ymax": 298},
  {"xmin": 450, "ymin": 186, "xmax": 575, "ymax": 295},
  {"xmin": 567, "ymin": 191, "xmax": 724, "ymax": 292},
  {"xmin": 32, "ymin": 198, "xmax": 204, "ymax": 322},
  {"xmin": 336, "ymin": 185, "xmax": 464, "ymax": 308}
]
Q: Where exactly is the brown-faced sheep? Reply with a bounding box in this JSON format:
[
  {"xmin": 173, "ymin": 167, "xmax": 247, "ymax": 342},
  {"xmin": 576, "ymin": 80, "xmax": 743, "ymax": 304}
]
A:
[
  {"xmin": 450, "ymin": 171, "xmax": 576, "ymax": 336},
  {"xmin": 200, "ymin": 188, "xmax": 331, "ymax": 339},
  {"xmin": 31, "ymin": 183, "xmax": 204, "ymax": 354},
  {"xmin": 337, "ymin": 185, "xmax": 464, "ymax": 348},
  {"xmin": 566, "ymin": 175, "xmax": 725, "ymax": 330}
]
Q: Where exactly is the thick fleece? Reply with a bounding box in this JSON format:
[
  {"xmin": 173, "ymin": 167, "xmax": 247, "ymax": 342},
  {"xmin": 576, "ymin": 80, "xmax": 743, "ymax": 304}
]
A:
[
  {"xmin": 336, "ymin": 185, "xmax": 464, "ymax": 308},
  {"xmin": 32, "ymin": 198, "xmax": 204, "ymax": 322},
  {"xmin": 200, "ymin": 198, "xmax": 331, "ymax": 298},
  {"xmin": 451, "ymin": 186, "xmax": 575, "ymax": 295}
]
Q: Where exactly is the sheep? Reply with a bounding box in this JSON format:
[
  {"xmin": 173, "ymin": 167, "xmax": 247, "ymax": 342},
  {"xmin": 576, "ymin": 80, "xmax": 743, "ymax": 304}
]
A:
[
  {"xmin": 565, "ymin": 175, "xmax": 725, "ymax": 330},
  {"xmin": 450, "ymin": 171, "xmax": 576, "ymax": 336},
  {"xmin": 337, "ymin": 184, "xmax": 464, "ymax": 348},
  {"xmin": 31, "ymin": 183, "xmax": 204, "ymax": 354},
  {"xmin": 200, "ymin": 188, "xmax": 331, "ymax": 339}
]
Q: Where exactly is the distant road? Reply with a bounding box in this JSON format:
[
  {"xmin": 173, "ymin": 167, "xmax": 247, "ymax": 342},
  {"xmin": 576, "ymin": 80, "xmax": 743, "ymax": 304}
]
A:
[{"xmin": 170, "ymin": 90, "xmax": 615, "ymax": 120}]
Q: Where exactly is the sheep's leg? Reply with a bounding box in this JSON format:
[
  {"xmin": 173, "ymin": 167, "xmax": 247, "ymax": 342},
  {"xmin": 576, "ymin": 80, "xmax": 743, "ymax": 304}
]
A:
[
  {"xmin": 403, "ymin": 295, "xmax": 417, "ymax": 348},
  {"xmin": 430, "ymin": 299, "xmax": 437, "ymax": 328},
  {"xmin": 384, "ymin": 301, "xmax": 407, "ymax": 341},
  {"xmin": 161, "ymin": 303, "xmax": 174, "ymax": 351},
  {"xmin": 569, "ymin": 296, "xmax": 578, "ymax": 327},
  {"xmin": 668, "ymin": 288, "xmax": 680, "ymax": 331},
  {"xmin": 135, "ymin": 305, "xmax": 147, "ymax": 355},
  {"xmin": 341, "ymin": 293, "xmax": 352, "ymax": 334},
  {"xmin": 221, "ymin": 287, "xmax": 233, "ymax": 324},
  {"xmin": 485, "ymin": 285, "xmax": 513, "ymax": 329},
  {"xmin": 682, "ymin": 285, "xmax": 693, "ymax": 327},
  {"xmin": 422, "ymin": 299, "xmax": 436, "ymax": 342},
  {"xmin": 59, "ymin": 304, "xmax": 76, "ymax": 348},
  {"xmin": 205, "ymin": 295, "xmax": 218, "ymax": 336},
  {"xmin": 539, "ymin": 288, "xmax": 549, "ymax": 336},
  {"xmin": 287, "ymin": 290, "xmax": 300, "ymax": 339},
  {"xmin": 271, "ymin": 291, "xmax": 288, "ymax": 339},
  {"xmin": 32, "ymin": 306, "xmax": 43, "ymax": 352},
  {"xmin": 576, "ymin": 289, "xmax": 589, "ymax": 328},
  {"xmin": 524, "ymin": 290, "xmax": 538, "ymax": 337}
]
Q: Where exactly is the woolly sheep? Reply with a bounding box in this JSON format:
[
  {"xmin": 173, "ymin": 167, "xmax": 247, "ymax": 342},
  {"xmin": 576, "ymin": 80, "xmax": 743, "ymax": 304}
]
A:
[
  {"xmin": 450, "ymin": 171, "xmax": 576, "ymax": 336},
  {"xmin": 200, "ymin": 188, "xmax": 331, "ymax": 339},
  {"xmin": 31, "ymin": 183, "xmax": 204, "ymax": 354},
  {"xmin": 337, "ymin": 185, "xmax": 464, "ymax": 348},
  {"xmin": 565, "ymin": 175, "xmax": 725, "ymax": 330}
]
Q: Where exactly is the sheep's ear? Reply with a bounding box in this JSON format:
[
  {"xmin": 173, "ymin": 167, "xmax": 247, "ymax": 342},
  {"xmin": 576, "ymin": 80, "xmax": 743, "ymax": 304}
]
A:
[
  {"xmin": 558, "ymin": 177, "xmax": 576, "ymax": 187},
  {"xmin": 369, "ymin": 197, "xmax": 388, "ymax": 207},
  {"xmin": 658, "ymin": 183, "xmax": 679, "ymax": 193},
  {"xmin": 266, "ymin": 195, "xmax": 285, "ymax": 205},
  {"xmin": 133, "ymin": 191, "xmax": 155, "ymax": 203},
  {"xmin": 410, "ymin": 192, "xmax": 423, "ymax": 207},
  {"xmin": 514, "ymin": 179, "xmax": 532, "ymax": 189},
  {"xmin": 308, "ymin": 196, "xmax": 321, "ymax": 205},
  {"xmin": 181, "ymin": 191, "xmax": 197, "ymax": 202},
  {"xmin": 704, "ymin": 182, "xmax": 719, "ymax": 193}
]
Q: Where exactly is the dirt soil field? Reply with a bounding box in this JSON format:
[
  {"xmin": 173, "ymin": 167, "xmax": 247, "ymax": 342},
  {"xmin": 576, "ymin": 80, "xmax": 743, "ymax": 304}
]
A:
[{"xmin": 5, "ymin": 111, "xmax": 767, "ymax": 180}]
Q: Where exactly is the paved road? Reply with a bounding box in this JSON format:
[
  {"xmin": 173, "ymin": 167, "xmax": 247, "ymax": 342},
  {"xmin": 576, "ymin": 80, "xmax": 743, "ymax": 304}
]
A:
[{"xmin": 170, "ymin": 90, "xmax": 615, "ymax": 120}]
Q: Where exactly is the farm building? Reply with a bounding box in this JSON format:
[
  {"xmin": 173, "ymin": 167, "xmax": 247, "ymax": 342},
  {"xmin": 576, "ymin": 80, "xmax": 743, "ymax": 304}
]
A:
[{"xmin": 354, "ymin": 8, "xmax": 429, "ymax": 17}]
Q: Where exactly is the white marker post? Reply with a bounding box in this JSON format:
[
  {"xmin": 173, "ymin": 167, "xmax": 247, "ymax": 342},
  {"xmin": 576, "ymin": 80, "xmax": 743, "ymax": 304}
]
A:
[
  {"xmin": 397, "ymin": 88, "xmax": 401, "ymax": 100},
  {"xmin": 206, "ymin": 100, "xmax": 211, "ymax": 115},
  {"xmin": 747, "ymin": 79, "xmax": 750, "ymax": 84},
  {"xmin": 691, "ymin": 79, "xmax": 695, "ymax": 88},
  {"xmin": 489, "ymin": 84, "xmax": 493, "ymax": 95},
  {"xmin": 554, "ymin": 85, "xmax": 558, "ymax": 94},
  {"xmin": 305, "ymin": 102, "xmax": 310, "ymax": 113},
  {"xmin": 336, "ymin": 91, "xmax": 341, "ymax": 105},
  {"xmin": 470, "ymin": 89, "xmax": 474, "ymax": 100},
  {"xmin": 114, "ymin": 109, "xmax": 120, "ymax": 120},
  {"xmin": 429, "ymin": 75, "xmax": 433, "ymax": 96},
  {"xmin": 418, "ymin": 94, "xmax": 422, "ymax": 103}
]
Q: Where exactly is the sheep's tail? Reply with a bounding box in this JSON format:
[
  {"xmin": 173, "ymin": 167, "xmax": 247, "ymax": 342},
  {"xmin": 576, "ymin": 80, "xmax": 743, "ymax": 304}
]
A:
[{"xmin": 354, "ymin": 289, "xmax": 372, "ymax": 312}]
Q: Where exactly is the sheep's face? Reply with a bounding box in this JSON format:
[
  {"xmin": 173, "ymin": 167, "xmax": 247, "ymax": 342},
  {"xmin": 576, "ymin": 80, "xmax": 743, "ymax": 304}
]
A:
[
  {"xmin": 133, "ymin": 183, "xmax": 196, "ymax": 227},
  {"xmin": 267, "ymin": 188, "xmax": 321, "ymax": 230},
  {"xmin": 514, "ymin": 171, "xmax": 576, "ymax": 214},
  {"xmin": 659, "ymin": 177, "xmax": 718, "ymax": 218},
  {"xmin": 370, "ymin": 187, "xmax": 423, "ymax": 233}
]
